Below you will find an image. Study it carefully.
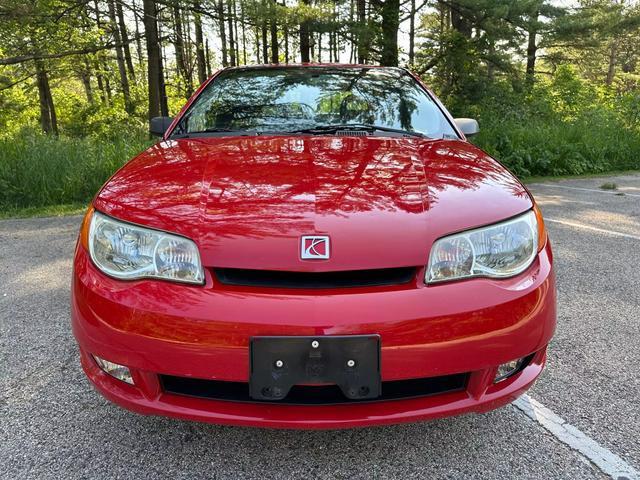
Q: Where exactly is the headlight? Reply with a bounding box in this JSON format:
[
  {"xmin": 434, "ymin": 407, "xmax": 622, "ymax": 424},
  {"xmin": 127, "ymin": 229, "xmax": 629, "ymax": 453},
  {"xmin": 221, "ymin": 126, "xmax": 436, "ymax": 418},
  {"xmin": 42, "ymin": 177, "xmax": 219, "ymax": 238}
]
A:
[
  {"xmin": 426, "ymin": 210, "xmax": 539, "ymax": 283},
  {"xmin": 88, "ymin": 211, "xmax": 204, "ymax": 284}
]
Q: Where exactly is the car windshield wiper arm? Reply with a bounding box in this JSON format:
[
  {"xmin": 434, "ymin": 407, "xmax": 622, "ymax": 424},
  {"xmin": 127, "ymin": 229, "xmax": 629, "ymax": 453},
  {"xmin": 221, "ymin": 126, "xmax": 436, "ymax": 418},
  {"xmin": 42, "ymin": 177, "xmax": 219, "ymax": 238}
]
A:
[
  {"xmin": 172, "ymin": 127, "xmax": 255, "ymax": 138},
  {"xmin": 286, "ymin": 124, "xmax": 428, "ymax": 138}
]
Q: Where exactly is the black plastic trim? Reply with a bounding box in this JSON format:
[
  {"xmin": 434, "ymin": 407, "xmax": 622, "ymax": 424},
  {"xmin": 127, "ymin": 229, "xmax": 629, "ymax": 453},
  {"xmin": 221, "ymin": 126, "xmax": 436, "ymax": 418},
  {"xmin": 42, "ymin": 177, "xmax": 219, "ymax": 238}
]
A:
[
  {"xmin": 160, "ymin": 372, "xmax": 468, "ymax": 405},
  {"xmin": 214, "ymin": 267, "xmax": 416, "ymax": 289}
]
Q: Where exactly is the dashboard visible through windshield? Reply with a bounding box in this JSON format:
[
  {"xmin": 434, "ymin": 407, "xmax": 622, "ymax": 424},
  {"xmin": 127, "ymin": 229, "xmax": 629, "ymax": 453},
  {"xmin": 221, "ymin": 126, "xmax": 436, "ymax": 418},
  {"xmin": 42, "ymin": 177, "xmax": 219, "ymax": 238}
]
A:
[{"xmin": 171, "ymin": 67, "xmax": 458, "ymax": 139}]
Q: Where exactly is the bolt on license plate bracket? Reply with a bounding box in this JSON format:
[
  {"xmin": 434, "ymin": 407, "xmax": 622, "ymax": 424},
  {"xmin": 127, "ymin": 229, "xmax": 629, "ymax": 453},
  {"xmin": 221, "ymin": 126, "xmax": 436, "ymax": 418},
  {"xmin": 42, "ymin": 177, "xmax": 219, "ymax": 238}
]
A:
[{"xmin": 249, "ymin": 335, "xmax": 381, "ymax": 401}]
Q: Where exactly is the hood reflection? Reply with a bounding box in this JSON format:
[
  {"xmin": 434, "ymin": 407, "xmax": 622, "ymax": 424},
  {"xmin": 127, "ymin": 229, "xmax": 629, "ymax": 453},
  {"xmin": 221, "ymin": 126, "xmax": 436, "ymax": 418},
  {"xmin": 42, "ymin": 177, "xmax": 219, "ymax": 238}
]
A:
[{"xmin": 95, "ymin": 135, "xmax": 531, "ymax": 271}]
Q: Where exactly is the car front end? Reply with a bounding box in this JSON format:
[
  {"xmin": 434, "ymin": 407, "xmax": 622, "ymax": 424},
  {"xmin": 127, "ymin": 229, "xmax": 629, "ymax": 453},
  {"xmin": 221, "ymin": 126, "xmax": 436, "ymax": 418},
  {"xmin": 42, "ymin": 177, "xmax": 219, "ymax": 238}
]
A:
[{"xmin": 71, "ymin": 65, "xmax": 556, "ymax": 429}]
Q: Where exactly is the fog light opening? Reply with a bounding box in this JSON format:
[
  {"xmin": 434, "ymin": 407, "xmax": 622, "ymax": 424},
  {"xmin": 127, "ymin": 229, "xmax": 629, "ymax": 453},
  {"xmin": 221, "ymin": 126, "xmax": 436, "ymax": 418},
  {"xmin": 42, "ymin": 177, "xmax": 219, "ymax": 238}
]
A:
[
  {"xmin": 93, "ymin": 355, "xmax": 134, "ymax": 384},
  {"xmin": 494, "ymin": 357, "xmax": 527, "ymax": 383}
]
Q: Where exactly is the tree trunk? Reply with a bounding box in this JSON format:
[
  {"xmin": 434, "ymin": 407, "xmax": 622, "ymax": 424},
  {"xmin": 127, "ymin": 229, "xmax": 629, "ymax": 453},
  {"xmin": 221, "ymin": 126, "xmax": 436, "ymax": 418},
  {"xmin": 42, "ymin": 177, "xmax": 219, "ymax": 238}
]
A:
[
  {"xmin": 450, "ymin": 2, "xmax": 472, "ymax": 38},
  {"xmin": 262, "ymin": 20, "xmax": 269, "ymax": 63},
  {"xmin": 227, "ymin": 0, "xmax": 236, "ymax": 66},
  {"xmin": 310, "ymin": 32, "xmax": 315, "ymax": 60},
  {"xmin": 205, "ymin": 39, "xmax": 212, "ymax": 76},
  {"xmin": 80, "ymin": 58, "xmax": 94, "ymax": 104},
  {"xmin": 80, "ymin": 71, "xmax": 94, "ymax": 104},
  {"xmin": 95, "ymin": 59, "xmax": 106, "ymax": 103},
  {"xmin": 158, "ymin": 36, "xmax": 169, "ymax": 116},
  {"xmin": 134, "ymin": 0, "xmax": 144, "ymax": 66},
  {"xmin": 525, "ymin": 10, "xmax": 538, "ymax": 84},
  {"xmin": 409, "ymin": 0, "xmax": 416, "ymax": 65},
  {"xmin": 299, "ymin": 0, "xmax": 311, "ymax": 62},
  {"xmin": 356, "ymin": 0, "xmax": 367, "ymax": 63},
  {"xmin": 233, "ymin": 0, "xmax": 240, "ymax": 65},
  {"xmin": 173, "ymin": 3, "xmax": 193, "ymax": 96},
  {"xmin": 107, "ymin": 0, "xmax": 133, "ymax": 113},
  {"xmin": 216, "ymin": 0, "xmax": 228, "ymax": 67},
  {"xmin": 284, "ymin": 23, "xmax": 289, "ymax": 63},
  {"xmin": 379, "ymin": 0, "xmax": 399, "ymax": 66},
  {"xmin": 195, "ymin": 2, "xmax": 208, "ymax": 82},
  {"xmin": 35, "ymin": 60, "xmax": 58, "ymax": 135},
  {"xmin": 173, "ymin": 4, "xmax": 186, "ymax": 75},
  {"xmin": 184, "ymin": 10, "xmax": 194, "ymax": 78},
  {"xmin": 606, "ymin": 41, "xmax": 617, "ymax": 86},
  {"xmin": 241, "ymin": 2, "xmax": 248, "ymax": 65},
  {"xmin": 143, "ymin": 0, "xmax": 162, "ymax": 120},
  {"xmin": 102, "ymin": 61, "xmax": 112, "ymax": 102},
  {"xmin": 92, "ymin": 0, "xmax": 109, "ymax": 104},
  {"xmin": 255, "ymin": 24, "xmax": 261, "ymax": 63},
  {"xmin": 45, "ymin": 72, "xmax": 58, "ymax": 135},
  {"xmin": 270, "ymin": 0, "xmax": 279, "ymax": 63},
  {"xmin": 117, "ymin": 1, "xmax": 136, "ymax": 81},
  {"xmin": 329, "ymin": 31, "xmax": 333, "ymax": 63}
]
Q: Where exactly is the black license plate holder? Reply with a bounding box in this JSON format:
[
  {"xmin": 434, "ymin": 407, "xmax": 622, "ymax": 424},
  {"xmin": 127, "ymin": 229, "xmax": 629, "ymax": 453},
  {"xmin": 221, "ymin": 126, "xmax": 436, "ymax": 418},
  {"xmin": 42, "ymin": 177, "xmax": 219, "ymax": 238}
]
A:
[{"xmin": 250, "ymin": 335, "xmax": 381, "ymax": 401}]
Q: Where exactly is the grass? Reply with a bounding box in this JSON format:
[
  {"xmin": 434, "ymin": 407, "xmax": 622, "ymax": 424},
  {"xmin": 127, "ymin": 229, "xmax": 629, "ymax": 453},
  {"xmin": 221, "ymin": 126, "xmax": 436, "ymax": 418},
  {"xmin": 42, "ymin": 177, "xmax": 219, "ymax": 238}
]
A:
[
  {"xmin": 523, "ymin": 169, "xmax": 640, "ymax": 184},
  {"xmin": 0, "ymin": 203, "xmax": 87, "ymax": 219},
  {"xmin": 0, "ymin": 133, "xmax": 151, "ymax": 214},
  {"xmin": 472, "ymin": 114, "xmax": 640, "ymax": 179}
]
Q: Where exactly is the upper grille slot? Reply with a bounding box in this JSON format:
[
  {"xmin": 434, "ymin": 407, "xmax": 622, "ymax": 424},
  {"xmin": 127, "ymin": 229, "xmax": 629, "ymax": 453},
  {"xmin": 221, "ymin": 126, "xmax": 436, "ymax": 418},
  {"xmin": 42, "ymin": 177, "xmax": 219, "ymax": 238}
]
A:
[{"xmin": 214, "ymin": 267, "xmax": 416, "ymax": 289}]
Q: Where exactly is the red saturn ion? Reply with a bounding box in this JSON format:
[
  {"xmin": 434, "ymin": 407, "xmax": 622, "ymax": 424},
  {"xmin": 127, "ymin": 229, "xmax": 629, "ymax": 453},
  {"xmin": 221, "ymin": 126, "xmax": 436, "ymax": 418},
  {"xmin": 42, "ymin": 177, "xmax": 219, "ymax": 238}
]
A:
[{"xmin": 71, "ymin": 64, "xmax": 556, "ymax": 429}]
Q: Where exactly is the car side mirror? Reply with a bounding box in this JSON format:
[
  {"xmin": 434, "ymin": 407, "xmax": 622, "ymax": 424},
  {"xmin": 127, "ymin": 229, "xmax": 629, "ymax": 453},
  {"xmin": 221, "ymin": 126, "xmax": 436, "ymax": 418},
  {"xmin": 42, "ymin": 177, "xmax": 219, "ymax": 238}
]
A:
[
  {"xmin": 454, "ymin": 118, "xmax": 479, "ymax": 137},
  {"xmin": 150, "ymin": 116, "xmax": 174, "ymax": 137}
]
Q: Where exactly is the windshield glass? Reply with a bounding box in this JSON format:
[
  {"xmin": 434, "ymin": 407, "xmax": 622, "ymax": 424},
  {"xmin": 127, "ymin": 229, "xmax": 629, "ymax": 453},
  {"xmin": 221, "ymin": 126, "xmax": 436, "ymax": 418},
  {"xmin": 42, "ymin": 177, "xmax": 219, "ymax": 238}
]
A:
[{"xmin": 172, "ymin": 67, "xmax": 458, "ymax": 138}]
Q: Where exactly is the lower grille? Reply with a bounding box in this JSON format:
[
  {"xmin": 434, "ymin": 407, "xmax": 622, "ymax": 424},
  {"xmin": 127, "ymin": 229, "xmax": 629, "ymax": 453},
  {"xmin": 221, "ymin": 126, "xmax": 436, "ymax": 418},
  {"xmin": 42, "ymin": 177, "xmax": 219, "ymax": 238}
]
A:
[
  {"xmin": 160, "ymin": 373, "xmax": 468, "ymax": 405},
  {"xmin": 214, "ymin": 267, "xmax": 417, "ymax": 289}
]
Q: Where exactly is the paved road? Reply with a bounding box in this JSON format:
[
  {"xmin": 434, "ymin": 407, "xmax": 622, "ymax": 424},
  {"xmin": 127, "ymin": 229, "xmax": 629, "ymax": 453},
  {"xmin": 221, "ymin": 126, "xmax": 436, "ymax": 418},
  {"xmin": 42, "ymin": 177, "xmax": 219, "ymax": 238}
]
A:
[{"xmin": 1, "ymin": 174, "xmax": 639, "ymax": 479}]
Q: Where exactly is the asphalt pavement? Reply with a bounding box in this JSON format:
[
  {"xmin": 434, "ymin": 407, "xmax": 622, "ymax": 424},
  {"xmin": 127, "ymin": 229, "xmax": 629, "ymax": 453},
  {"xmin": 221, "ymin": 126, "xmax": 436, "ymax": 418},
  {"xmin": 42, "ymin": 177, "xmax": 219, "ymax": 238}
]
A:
[{"xmin": 1, "ymin": 173, "xmax": 639, "ymax": 479}]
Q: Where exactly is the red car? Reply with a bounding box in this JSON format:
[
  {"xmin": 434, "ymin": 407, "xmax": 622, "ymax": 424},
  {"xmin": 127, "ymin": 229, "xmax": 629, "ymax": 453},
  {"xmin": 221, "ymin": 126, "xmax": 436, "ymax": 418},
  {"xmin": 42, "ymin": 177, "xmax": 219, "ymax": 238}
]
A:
[{"xmin": 71, "ymin": 64, "xmax": 556, "ymax": 429}]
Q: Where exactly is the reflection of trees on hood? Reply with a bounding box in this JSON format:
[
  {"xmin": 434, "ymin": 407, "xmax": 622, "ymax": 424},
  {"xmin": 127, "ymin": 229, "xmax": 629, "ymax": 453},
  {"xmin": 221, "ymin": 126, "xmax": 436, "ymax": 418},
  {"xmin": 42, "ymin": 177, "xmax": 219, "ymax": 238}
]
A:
[{"xmin": 99, "ymin": 134, "xmax": 527, "ymax": 241}]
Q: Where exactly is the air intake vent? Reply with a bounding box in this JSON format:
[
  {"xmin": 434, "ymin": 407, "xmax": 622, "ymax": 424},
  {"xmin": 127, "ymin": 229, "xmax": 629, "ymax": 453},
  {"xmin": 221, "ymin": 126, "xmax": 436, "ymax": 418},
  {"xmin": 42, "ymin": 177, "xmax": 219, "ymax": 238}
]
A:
[
  {"xmin": 214, "ymin": 267, "xmax": 416, "ymax": 289},
  {"xmin": 160, "ymin": 372, "xmax": 469, "ymax": 405},
  {"xmin": 335, "ymin": 130, "xmax": 371, "ymax": 137}
]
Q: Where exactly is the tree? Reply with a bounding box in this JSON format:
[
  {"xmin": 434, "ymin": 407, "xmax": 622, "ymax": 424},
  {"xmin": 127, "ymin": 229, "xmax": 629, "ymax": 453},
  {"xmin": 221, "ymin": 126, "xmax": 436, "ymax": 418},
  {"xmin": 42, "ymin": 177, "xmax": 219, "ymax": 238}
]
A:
[
  {"xmin": 547, "ymin": 0, "xmax": 640, "ymax": 89},
  {"xmin": 299, "ymin": 0, "xmax": 311, "ymax": 62},
  {"xmin": 375, "ymin": 0, "xmax": 400, "ymax": 66},
  {"xmin": 107, "ymin": 0, "xmax": 133, "ymax": 112},
  {"xmin": 35, "ymin": 59, "xmax": 58, "ymax": 135},
  {"xmin": 270, "ymin": 0, "xmax": 279, "ymax": 63},
  {"xmin": 143, "ymin": 0, "xmax": 167, "ymax": 119}
]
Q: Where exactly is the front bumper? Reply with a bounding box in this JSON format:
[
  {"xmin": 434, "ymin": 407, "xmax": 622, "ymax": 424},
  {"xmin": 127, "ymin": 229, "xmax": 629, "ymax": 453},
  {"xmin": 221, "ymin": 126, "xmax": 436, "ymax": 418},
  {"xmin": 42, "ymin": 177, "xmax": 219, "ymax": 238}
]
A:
[{"xmin": 71, "ymin": 242, "xmax": 556, "ymax": 429}]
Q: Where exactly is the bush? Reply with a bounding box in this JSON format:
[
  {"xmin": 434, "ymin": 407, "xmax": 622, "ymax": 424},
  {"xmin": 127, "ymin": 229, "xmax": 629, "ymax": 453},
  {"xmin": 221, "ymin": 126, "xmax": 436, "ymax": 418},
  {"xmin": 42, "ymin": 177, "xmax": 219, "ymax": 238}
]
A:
[{"xmin": 460, "ymin": 68, "xmax": 640, "ymax": 177}]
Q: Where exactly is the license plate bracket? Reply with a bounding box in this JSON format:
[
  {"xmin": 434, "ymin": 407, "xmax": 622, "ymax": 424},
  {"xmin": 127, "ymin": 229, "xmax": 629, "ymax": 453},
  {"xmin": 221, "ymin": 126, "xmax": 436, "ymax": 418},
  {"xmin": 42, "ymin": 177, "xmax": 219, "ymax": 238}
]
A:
[{"xmin": 249, "ymin": 335, "xmax": 381, "ymax": 401}]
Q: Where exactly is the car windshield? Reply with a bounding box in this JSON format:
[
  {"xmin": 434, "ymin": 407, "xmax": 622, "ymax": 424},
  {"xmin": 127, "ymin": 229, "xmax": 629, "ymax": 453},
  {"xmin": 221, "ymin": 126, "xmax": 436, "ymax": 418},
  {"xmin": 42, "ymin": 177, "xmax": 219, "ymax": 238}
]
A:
[{"xmin": 171, "ymin": 67, "xmax": 458, "ymax": 139}]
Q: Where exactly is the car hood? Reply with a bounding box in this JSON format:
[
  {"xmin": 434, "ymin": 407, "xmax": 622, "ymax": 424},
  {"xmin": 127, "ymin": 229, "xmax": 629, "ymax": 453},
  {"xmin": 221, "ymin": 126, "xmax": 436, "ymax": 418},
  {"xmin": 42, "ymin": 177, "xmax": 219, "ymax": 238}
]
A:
[{"xmin": 95, "ymin": 136, "xmax": 531, "ymax": 271}]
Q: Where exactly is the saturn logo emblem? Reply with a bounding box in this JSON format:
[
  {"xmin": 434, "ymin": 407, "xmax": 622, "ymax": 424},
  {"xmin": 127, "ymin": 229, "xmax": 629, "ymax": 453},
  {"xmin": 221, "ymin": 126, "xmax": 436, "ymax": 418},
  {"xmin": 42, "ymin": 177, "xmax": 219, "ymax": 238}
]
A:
[{"xmin": 300, "ymin": 236, "xmax": 330, "ymax": 260}]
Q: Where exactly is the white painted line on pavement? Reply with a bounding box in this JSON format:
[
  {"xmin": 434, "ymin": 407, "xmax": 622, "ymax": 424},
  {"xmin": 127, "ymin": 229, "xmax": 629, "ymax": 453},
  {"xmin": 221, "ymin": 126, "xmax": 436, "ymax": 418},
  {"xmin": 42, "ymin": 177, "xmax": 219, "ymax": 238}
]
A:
[
  {"xmin": 513, "ymin": 395, "xmax": 639, "ymax": 480},
  {"xmin": 531, "ymin": 183, "xmax": 640, "ymax": 198},
  {"xmin": 546, "ymin": 218, "xmax": 640, "ymax": 241}
]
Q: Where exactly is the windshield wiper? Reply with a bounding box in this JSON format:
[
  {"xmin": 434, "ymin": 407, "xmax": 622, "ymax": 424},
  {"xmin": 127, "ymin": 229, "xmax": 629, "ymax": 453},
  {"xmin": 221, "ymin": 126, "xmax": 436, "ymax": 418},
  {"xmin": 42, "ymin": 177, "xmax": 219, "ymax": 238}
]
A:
[
  {"xmin": 286, "ymin": 123, "xmax": 428, "ymax": 138},
  {"xmin": 172, "ymin": 127, "xmax": 255, "ymax": 139}
]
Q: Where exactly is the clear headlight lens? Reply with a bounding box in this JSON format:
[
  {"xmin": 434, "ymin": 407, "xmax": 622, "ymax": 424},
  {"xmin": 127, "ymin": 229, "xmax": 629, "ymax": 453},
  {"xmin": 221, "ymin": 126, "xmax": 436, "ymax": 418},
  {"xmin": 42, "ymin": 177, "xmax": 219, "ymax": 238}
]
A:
[
  {"xmin": 426, "ymin": 210, "xmax": 538, "ymax": 283},
  {"xmin": 88, "ymin": 211, "xmax": 204, "ymax": 284}
]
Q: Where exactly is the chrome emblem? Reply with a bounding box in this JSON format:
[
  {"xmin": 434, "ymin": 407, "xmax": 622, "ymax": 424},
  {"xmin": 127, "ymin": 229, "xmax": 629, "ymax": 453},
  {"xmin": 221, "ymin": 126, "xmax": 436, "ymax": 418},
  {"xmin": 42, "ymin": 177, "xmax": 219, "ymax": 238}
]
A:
[{"xmin": 301, "ymin": 236, "xmax": 330, "ymax": 260}]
